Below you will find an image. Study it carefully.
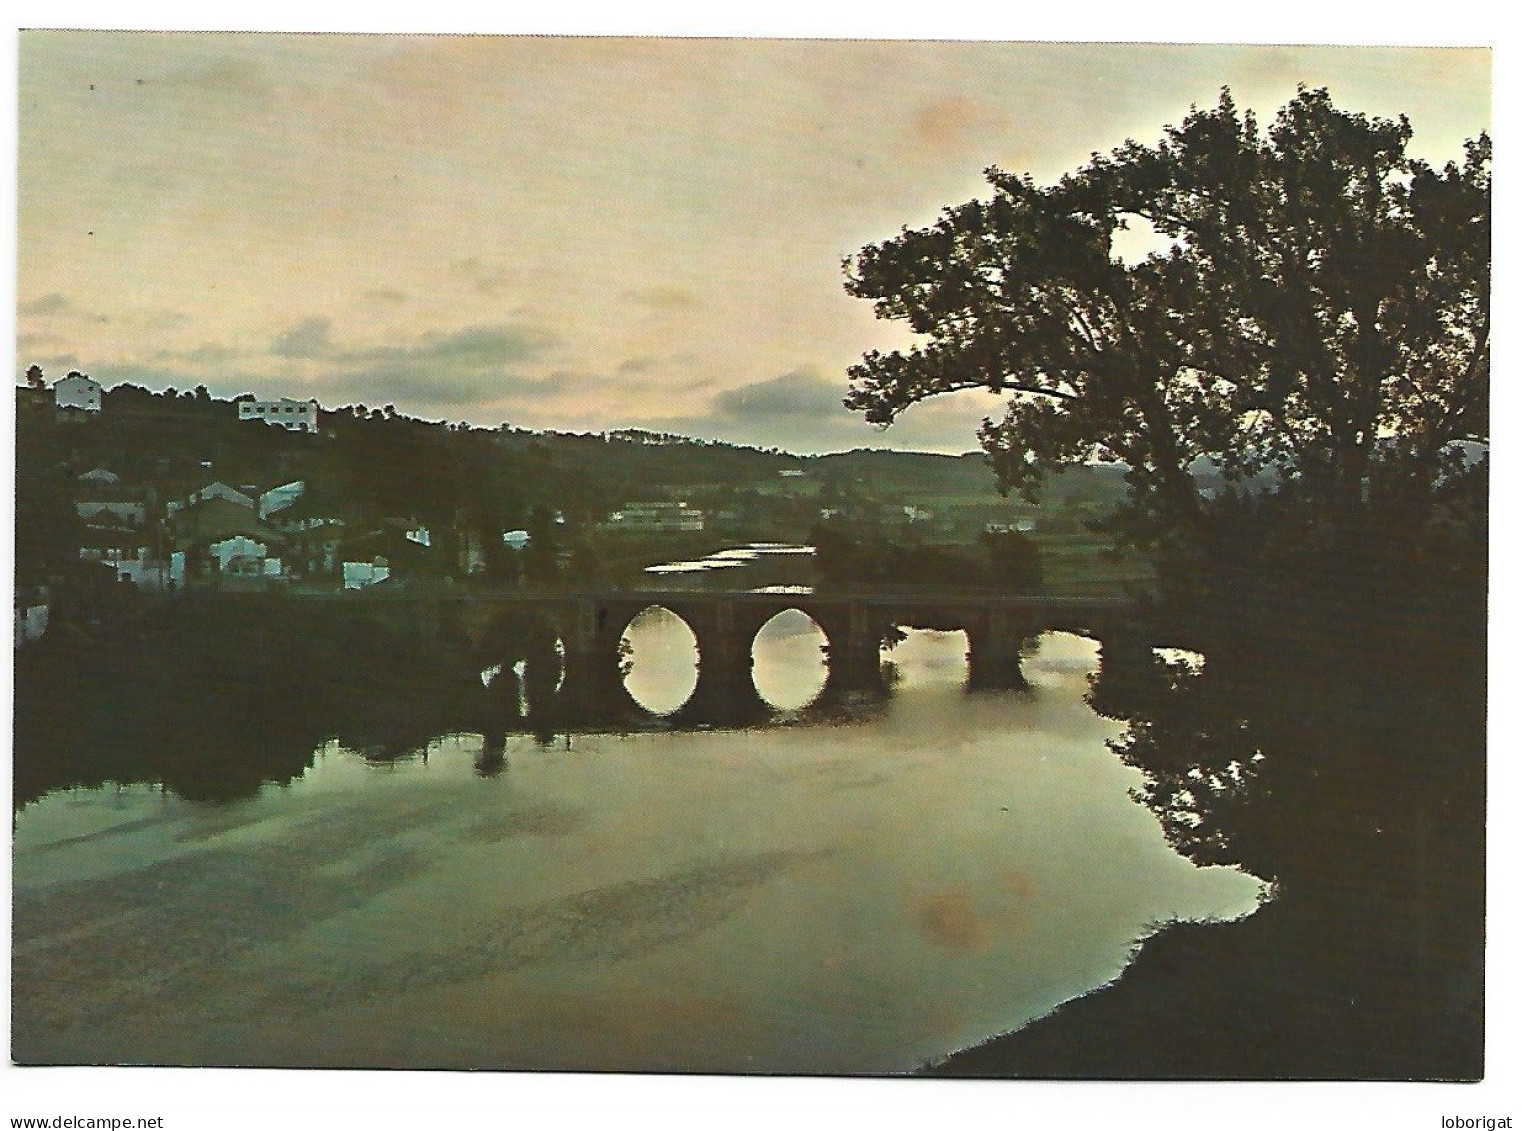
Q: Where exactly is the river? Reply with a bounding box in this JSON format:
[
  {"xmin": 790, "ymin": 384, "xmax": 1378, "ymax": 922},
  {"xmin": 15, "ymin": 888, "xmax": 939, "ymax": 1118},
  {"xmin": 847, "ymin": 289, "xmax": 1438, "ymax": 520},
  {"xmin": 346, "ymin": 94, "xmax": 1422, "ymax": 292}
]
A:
[{"xmin": 12, "ymin": 606, "xmax": 1262, "ymax": 1073}]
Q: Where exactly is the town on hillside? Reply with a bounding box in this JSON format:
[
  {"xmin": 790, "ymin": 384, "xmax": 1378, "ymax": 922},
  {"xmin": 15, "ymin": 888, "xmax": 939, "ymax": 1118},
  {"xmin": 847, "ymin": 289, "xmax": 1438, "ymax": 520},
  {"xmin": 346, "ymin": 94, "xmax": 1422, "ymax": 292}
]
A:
[{"xmin": 15, "ymin": 365, "xmax": 1142, "ymax": 648}]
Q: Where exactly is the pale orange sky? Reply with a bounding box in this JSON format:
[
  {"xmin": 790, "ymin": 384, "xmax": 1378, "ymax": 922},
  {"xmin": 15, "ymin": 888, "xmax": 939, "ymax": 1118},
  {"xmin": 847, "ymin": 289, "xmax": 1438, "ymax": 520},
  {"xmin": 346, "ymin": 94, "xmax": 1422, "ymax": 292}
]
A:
[{"xmin": 17, "ymin": 34, "xmax": 1490, "ymax": 453}]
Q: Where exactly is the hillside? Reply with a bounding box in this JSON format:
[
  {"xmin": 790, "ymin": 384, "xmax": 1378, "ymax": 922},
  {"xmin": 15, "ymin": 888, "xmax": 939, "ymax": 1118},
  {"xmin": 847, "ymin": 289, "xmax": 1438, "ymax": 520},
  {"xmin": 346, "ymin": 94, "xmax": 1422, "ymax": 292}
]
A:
[{"xmin": 17, "ymin": 379, "xmax": 1155, "ymax": 596}]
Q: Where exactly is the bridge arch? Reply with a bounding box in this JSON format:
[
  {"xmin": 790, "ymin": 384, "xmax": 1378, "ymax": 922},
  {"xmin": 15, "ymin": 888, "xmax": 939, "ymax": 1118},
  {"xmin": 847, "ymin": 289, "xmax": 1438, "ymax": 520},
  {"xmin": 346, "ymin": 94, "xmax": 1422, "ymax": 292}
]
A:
[
  {"xmin": 619, "ymin": 604, "xmax": 700, "ymax": 716},
  {"xmin": 880, "ymin": 625, "xmax": 974, "ymax": 687},
  {"xmin": 750, "ymin": 607, "xmax": 829, "ymax": 711}
]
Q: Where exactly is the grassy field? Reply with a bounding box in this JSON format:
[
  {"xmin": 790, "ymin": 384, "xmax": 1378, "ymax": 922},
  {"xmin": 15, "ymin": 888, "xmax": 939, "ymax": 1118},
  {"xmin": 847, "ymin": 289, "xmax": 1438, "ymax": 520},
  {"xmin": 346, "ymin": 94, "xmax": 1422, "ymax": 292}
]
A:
[{"xmin": 1032, "ymin": 530, "xmax": 1155, "ymax": 597}]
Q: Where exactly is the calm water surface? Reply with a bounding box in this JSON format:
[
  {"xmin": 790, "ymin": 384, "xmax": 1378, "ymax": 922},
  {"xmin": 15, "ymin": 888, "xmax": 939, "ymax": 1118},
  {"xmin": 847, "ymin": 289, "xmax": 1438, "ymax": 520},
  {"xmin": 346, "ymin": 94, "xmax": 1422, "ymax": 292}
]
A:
[{"xmin": 13, "ymin": 614, "xmax": 1262, "ymax": 1072}]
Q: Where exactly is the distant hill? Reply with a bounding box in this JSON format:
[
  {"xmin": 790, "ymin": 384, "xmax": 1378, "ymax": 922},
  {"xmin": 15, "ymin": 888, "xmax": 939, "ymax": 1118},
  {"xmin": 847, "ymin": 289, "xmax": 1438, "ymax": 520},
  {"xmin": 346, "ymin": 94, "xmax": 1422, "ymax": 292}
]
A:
[
  {"xmin": 808, "ymin": 449, "xmax": 987, "ymax": 493},
  {"xmin": 809, "ymin": 448, "xmax": 1133, "ymax": 504}
]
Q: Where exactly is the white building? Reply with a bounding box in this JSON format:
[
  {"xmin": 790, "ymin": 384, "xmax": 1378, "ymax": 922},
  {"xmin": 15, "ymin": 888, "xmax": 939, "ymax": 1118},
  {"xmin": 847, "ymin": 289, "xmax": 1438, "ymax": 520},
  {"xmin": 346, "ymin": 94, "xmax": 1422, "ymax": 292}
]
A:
[
  {"xmin": 112, "ymin": 556, "xmax": 186, "ymax": 591},
  {"xmin": 238, "ymin": 397, "xmax": 319, "ymax": 433},
  {"xmin": 258, "ymin": 480, "xmax": 306, "ymax": 519},
  {"xmin": 54, "ymin": 373, "xmax": 102, "ymax": 412},
  {"xmin": 984, "ymin": 518, "xmax": 1038, "ymax": 535},
  {"xmin": 343, "ymin": 560, "xmax": 391, "ymax": 589},
  {"xmin": 166, "ymin": 481, "xmax": 256, "ymax": 516},
  {"xmin": 79, "ymin": 534, "xmax": 148, "ymax": 568},
  {"xmin": 208, "ymin": 535, "xmax": 273, "ymax": 575}
]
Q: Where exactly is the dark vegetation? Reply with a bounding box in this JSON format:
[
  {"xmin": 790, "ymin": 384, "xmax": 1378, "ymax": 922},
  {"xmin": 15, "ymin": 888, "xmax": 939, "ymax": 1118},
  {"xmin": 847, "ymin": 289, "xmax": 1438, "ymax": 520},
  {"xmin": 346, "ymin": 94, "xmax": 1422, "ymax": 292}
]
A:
[
  {"xmin": 12, "ymin": 600, "xmax": 485, "ymax": 808},
  {"xmin": 810, "ymin": 520, "xmax": 1042, "ymax": 591},
  {"xmin": 845, "ymin": 89, "xmax": 1488, "ymax": 1078}
]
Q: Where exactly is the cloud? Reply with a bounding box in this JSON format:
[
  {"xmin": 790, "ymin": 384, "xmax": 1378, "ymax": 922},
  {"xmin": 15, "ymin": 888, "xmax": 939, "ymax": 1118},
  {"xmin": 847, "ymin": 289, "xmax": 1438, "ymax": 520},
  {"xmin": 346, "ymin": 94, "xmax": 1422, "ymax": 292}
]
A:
[
  {"xmin": 321, "ymin": 364, "xmax": 550, "ymax": 410},
  {"xmin": 19, "ymin": 293, "xmax": 109, "ymax": 323},
  {"xmin": 132, "ymin": 308, "xmax": 192, "ymax": 331},
  {"xmin": 27, "ymin": 354, "xmax": 81, "ymax": 372},
  {"xmin": 267, "ymin": 318, "xmax": 557, "ymax": 371},
  {"xmin": 711, "ymin": 368, "xmax": 846, "ymax": 421},
  {"xmin": 150, "ymin": 57, "xmax": 272, "ymax": 101},
  {"xmin": 19, "ymin": 293, "xmax": 70, "ymax": 317},
  {"xmin": 910, "ymin": 95, "xmax": 1008, "ymax": 151},
  {"xmin": 621, "ymin": 367, "xmax": 859, "ymax": 451},
  {"xmin": 616, "ymin": 351, "xmax": 701, "ymax": 375},
  {"xmin": 270, "ymin": 317, "xmax": 333, "ymax": 359},
  {"xmin": 448, "ymin": 258, "xmax": 513, "ymax": 296},
  {"xmin": 152, "ymin": 342, "xmax": 241, "ymax": 364},
  {"xmin": 623, "ymin": 286, "xmax": 702, "ymax": 311},
  {"xmin": 908, "ymin": 877, "xmax": 1034, "ymax": 951},
  {"xmin": 60, "ymin": 319, "xmax": 568, "ymax": 419},
  {"xmin": 364, "ymin": 287, "xmax": 409, "ymax": 305},
  {"xmin": 625, "ymin": 367, "xmax": 999, "ymax": 454},
  {"xmin": 347, "ymin": 324, "xmax": 559, "ymax": 370},
  {"xmin": 90, "ymin": 362, "xmax": 219, "ymax": 391},
  {"xmin": 309, "ymin": 323, "xmax": 564, "ymax": 411}
]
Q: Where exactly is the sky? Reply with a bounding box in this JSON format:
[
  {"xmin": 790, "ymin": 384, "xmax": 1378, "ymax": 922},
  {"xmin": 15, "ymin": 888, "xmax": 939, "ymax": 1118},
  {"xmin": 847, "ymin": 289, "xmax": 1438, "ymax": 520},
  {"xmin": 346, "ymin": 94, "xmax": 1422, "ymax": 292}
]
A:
[{"xmin": 16, "ymin": 34, "xmax": 1491, "ymax": 454}]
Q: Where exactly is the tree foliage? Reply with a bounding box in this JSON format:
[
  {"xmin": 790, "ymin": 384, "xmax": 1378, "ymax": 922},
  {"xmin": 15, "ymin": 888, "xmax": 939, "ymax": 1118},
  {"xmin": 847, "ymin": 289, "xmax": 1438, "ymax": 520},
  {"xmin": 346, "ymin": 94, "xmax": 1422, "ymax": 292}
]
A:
[
  {"xmin": 845, "ymin": 88, "xmax": 1489, "ymax": 540},
  {"xmin": 810, "ymin": 521, "xmax": 994, "ymax": 589}
]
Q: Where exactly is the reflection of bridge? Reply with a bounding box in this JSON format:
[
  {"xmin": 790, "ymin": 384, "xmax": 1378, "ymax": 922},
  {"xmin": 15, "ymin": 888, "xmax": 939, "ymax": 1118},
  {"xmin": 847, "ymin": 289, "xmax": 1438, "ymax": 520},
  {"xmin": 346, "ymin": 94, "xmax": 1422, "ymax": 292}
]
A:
[{"xmin": 290, "ymin": 587, "xmax": 1141, "ymax": 723}]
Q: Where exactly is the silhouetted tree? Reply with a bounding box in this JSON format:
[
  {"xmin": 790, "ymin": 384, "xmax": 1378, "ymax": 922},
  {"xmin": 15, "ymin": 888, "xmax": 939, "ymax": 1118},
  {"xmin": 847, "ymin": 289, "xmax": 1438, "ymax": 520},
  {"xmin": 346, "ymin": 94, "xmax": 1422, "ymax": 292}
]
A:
[{"xmin": 845, "ymin": 89, "xmax": 1489, "ymax": 544}]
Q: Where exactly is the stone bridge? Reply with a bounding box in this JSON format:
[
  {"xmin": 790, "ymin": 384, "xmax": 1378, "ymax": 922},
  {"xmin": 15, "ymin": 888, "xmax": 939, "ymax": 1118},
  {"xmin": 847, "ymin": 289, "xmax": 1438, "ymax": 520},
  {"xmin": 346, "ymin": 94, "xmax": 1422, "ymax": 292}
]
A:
[{"xmin": 290, "ymin": 586, "xmax": 1143, "ymax": 724}]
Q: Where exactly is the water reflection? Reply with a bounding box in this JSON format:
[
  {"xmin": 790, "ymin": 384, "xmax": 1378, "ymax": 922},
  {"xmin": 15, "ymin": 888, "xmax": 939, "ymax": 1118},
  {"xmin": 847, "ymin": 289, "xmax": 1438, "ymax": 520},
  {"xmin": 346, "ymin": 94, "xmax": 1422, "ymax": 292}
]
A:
[
  {"xmin": 14, "ymin": 624, "xmax": 1262, "ymax": 1073},
  {"xmin": 644, "ymin": 542, "xmax": 814, "ymax": 577},
  {"xmin": 750, "ymin": 609, "xmax": 828, "ymax": 712},
  {"xmin": 885, "ymin": 628, "xmax": 969, "ymax": 689},
  {"xmin": 12, "ymin": 604, "xmax": 1040, "ymax": 807},
  {"xmin": 967, "ymin": 556, "xmax": 1488, "ymax": 1081},
  {"xmin": 620, "ymin": 606, "xmax": 700, "ymax": 715}
]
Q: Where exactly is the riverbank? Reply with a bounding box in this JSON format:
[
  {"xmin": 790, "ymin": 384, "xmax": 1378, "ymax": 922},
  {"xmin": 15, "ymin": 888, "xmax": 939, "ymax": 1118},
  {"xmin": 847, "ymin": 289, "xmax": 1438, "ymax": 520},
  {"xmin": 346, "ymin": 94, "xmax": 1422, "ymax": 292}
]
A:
[{"xmin": 924, "ymin": 884, "xmax": 1483, "ymax": 1080}]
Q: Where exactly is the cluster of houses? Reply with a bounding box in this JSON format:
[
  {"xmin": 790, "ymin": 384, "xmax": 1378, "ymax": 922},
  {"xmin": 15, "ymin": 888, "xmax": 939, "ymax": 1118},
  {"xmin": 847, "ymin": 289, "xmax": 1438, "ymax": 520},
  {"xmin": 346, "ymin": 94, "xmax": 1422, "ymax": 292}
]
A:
[{"xmin": 70, "ymin": 467, "xmax": 438, "ymax": 592}]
